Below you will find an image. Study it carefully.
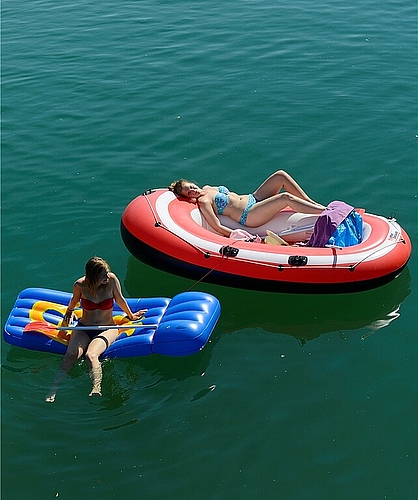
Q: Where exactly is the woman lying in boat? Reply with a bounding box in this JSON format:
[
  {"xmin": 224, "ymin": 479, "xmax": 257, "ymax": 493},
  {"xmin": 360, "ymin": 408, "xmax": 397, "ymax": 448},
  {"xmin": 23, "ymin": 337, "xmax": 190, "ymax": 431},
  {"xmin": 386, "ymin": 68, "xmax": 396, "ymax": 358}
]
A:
[
  {"xmin": 168, "ymin": 170, "xmax": 326, "ymax": 237},
  {"xmin": 45, "ymin": 256, "xmax": 146, "ymax": 402}
]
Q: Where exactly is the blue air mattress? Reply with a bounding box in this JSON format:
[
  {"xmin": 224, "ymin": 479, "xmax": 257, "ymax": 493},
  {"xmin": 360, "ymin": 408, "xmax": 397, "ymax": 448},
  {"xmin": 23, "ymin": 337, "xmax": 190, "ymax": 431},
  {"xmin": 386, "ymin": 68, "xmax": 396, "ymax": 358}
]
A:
[{"xmin": 3, "ymin": 288, "xmax": 221, "ymax": 358}]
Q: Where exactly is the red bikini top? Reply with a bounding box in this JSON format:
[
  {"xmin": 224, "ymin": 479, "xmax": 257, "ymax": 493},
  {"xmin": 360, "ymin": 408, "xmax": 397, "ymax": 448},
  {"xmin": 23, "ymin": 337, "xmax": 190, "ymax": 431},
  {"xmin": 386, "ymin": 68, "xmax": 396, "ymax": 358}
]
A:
[{"xmin": 81, "ymin": 297, "xmax": 114, "ymax": 311}]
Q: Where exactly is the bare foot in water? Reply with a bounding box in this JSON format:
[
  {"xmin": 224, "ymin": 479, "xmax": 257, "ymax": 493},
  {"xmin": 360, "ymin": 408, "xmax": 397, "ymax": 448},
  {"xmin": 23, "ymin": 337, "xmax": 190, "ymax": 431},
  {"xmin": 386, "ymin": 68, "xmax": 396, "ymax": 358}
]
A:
[{"xmin": 45, "ymin": 392, "xmax": 56, "ymax": 403}]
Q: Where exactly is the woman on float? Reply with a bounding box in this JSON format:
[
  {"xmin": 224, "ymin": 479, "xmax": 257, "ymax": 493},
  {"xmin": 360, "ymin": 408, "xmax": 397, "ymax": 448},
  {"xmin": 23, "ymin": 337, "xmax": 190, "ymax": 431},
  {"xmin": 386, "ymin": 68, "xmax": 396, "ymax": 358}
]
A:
[
  {"xmin": 169, "ymin": 170, "xmax": 325, "ymax": 237},
  {"xmin": 45, "ymin": 256, "xmax": 146, "ymax": 402}
]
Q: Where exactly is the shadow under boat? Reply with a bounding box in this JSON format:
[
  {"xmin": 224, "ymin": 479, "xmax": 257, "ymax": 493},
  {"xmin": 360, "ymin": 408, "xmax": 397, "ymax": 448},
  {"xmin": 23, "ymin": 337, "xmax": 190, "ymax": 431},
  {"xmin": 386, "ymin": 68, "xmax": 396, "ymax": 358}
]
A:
[{"xmin": 124, "ymin": 257, "xmax": 412, "ymax": 345}]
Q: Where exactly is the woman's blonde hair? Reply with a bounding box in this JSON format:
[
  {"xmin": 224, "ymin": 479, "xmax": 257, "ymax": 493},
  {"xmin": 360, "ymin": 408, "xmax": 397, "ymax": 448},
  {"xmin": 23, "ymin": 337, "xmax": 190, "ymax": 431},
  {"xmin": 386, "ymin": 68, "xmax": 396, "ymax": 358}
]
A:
[
  {"xmin": 85, "ymin": 256, "xmax": 110, "ymax": 296},
  {"xmin": 168, "ymin": 179, "xmax": 190, "ymax": 196}
]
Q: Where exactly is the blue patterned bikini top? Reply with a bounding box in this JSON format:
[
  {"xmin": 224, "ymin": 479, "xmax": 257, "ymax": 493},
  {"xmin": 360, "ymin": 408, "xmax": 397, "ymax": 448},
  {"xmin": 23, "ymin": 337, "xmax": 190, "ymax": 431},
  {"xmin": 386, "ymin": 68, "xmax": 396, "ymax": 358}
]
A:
[{"xmin": 214, "ymin": 186, "xmax": 230, "ymax": 215}]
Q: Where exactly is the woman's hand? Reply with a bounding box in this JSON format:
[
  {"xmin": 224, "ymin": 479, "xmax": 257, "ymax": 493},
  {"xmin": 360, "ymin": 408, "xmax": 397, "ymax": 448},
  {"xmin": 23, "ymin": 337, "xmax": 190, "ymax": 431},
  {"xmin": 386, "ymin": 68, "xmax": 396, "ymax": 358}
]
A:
[
  {"xmin": 61, "ymin": 310, "xmax": 74, "ymax": 327},
  {"xmin": 130, "ymin": 309, "xmax": 147, "ymax": 321}
]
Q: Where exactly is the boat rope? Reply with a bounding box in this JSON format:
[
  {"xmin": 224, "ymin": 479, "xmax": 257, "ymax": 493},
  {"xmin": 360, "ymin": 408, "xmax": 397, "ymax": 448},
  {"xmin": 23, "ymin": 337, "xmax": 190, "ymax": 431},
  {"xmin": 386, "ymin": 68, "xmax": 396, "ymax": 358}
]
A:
[
  {"xmin": 215, "ymin": 238, "xmax": 407, "ymax": 273},
  {"xmin": 142, "ymin": 192, "xmax": 281, "ymax": 270},
  {"xmin": 142, "ymin": 192, "xmax": 243, "ymax": 290},
  {"xmin": 143, "ymin": 192, "xmax": 254, "ymax": 263},
  {"xmin": 185, "ymin": 255, "xmax": 231, "ymax": 291},
  {"xmin": 143, "ymin": 191, "xmax": 211, "ymax": 257},
  {"xmin": 141, "ymin": 189, "xmax": 159, "ymax": 222},
  {"xmin": 347, "ymin": 238, "xmax": 406, "ymax": 271},
  {"xmin": 183, "ymin": 239, "xmax": 266, "ymax": 291}
]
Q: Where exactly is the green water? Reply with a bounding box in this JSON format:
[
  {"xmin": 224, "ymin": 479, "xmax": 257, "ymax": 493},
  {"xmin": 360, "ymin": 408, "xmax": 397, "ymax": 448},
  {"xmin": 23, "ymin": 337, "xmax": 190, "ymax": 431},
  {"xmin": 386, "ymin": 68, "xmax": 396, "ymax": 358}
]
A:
[{"xmin": 2, "ymin": 0, "xmax": 417, "ymax": 499}]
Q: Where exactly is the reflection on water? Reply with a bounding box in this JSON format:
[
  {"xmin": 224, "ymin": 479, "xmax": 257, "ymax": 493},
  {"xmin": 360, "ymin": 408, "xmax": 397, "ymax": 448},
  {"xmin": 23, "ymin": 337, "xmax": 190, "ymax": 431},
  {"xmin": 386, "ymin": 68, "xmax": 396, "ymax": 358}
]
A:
[
  {"xmin": 95, "ymin": 340, "xmax": 219, "ymax": 410},
  {"xmin": 360, "ymin": 307, "xmax": 401, "ymax": 340},
  {"xmin": 125, "ymin": 257, "xmax": 411, "ymax": 345},
  {"xmin": 3, "ymin": 339, "xmax": 219, "ymax": 412}
]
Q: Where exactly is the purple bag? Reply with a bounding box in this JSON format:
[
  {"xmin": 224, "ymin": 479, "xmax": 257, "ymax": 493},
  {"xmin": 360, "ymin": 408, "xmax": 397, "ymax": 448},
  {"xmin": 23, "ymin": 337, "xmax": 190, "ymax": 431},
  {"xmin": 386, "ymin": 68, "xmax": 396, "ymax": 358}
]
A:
[{"xmin": 306, "ymin": 201, "xmax": 355, "ymax": 247}]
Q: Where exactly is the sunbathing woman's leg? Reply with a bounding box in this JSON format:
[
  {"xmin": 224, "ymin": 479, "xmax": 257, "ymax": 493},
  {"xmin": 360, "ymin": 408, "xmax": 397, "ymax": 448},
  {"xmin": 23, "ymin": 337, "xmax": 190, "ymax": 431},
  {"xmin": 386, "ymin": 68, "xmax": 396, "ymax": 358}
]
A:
[
  {"xmin": 253, "ymin": 170, "xmax": 322, "ymax": 205},
  {"xmin": 245, "ymin": 192, "xmax": 325, "ymax": 227}
]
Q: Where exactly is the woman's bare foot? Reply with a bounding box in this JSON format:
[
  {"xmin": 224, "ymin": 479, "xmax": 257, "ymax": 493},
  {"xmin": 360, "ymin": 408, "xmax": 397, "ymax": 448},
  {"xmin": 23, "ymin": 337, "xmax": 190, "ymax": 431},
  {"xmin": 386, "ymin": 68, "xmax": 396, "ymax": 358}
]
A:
[
  {"xmin": 88, "ymin": 365, "xmax": 103, "ymax": 397},
  {"xmin": 45, "ymin": 391, "xmax": 56, "ymax": 403},
  {"xmin": 89, "ymin": 387, "xmax": 102, "ymax": 397}
]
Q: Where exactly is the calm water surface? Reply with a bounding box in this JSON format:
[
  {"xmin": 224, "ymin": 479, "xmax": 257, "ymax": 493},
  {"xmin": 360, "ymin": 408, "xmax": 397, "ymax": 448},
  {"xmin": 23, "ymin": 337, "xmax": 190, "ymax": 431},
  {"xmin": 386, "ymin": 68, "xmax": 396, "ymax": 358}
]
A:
[{"xmin": 2, "ymin": 0, "xmax": 417, "ymax": 499}]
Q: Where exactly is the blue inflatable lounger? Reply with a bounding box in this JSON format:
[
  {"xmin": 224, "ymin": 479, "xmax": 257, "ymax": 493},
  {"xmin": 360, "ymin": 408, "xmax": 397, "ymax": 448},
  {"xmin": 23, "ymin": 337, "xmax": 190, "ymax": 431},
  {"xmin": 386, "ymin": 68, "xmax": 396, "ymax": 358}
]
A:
[{"xmin": 3, "ymin": 288, "xmax": 221, "ymax": 358}]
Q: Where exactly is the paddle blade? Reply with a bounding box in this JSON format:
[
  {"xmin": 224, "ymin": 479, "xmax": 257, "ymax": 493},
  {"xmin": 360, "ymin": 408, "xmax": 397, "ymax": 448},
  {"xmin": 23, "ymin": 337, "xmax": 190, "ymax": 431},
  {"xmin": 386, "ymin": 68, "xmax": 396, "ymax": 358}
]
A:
[
  {"xmin": 24, "ymin": 321, "xmax": 60, "ymax": 333},
  {"xmin": 24, "ymin": 321, "xmax": 71, "ymax": 344}
]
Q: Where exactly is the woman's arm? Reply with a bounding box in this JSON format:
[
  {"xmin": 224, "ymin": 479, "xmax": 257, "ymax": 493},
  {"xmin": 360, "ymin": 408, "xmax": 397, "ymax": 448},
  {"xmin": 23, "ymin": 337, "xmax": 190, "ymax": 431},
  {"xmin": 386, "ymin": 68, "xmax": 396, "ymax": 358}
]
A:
[
  {"xmin": 62, "ymin": 282, "xmax": 83, "ymax": 326},
  {"xmin": 111, "ymin": 274, "xmax": 146, "ymax": 320},
  {"xmin": 198, "ymin": 198, "xmax": 232, "ymax": 237}
]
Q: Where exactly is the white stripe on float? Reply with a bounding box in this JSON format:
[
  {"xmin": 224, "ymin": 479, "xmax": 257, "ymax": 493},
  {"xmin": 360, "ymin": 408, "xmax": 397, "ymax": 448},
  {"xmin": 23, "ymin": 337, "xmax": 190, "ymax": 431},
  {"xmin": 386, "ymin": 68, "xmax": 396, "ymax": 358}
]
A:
[{"xmin": 155, "ymin": 191, "xmax": 399, "ymax": 267}]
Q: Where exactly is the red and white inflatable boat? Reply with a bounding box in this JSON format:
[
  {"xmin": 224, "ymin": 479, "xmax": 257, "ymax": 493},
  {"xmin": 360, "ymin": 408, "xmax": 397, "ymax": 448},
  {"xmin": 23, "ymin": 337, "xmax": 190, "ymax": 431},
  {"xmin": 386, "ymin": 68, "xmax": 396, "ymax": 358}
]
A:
[{"xmin": 120, "ymin": 189, "xmax": 412, "ymax": 293}]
